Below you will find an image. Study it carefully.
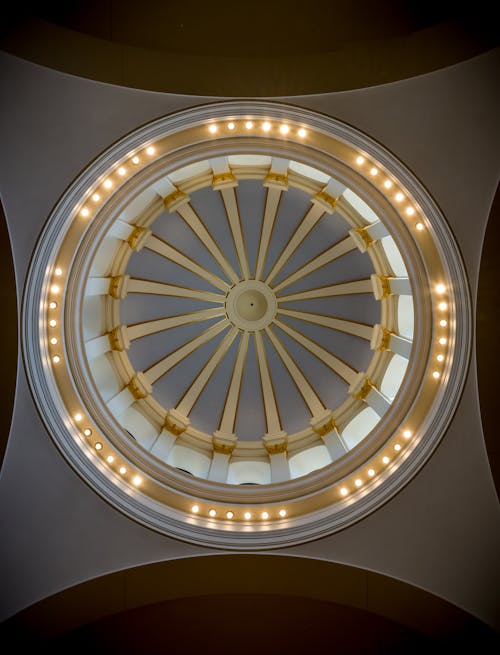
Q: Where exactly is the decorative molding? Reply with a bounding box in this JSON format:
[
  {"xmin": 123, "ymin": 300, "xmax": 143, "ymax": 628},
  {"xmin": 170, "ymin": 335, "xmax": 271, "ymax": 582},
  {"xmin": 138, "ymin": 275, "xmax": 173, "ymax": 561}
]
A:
[
  {"xmin": 312, "ymin": 190, "xmax": 337, "ymax": 213},
  {"xmin": 126, "ymin": 226, "xmax": 151, "ymax": 251},
  {"xmin": 164, "ymin": 189, "xmax": 189, "ymax": 212},
  {"xmin": 108, "ymin": 325, "xmax": 131, "ymax": 352},
  {"xmin": 127, "ymin": 372, "xmax": 152, "ymax": 400},
  {"xmin": 263, "ymin": 172, "xmax": 288, "ymax": 189},
  {"xmin": 108, "ymin": 275, "xmax": 129, "ymax": 300}
]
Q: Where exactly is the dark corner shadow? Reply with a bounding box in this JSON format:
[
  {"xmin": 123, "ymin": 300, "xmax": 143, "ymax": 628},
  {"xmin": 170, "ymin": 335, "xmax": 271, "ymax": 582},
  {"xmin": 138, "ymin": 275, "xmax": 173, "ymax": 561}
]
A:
[
  {"xmin": 0, "ymin": 200, "xmax": 17, "ymax": 471},
  {"xmin": 477, "ymin": 182, "xmax": 500, "ymax": 500}
]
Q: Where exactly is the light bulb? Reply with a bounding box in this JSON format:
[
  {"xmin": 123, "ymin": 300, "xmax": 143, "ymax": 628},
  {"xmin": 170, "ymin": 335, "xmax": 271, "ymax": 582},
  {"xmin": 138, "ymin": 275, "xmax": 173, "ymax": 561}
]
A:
[
  {"xmin": 439, "ymin": 337, "xmax": 447, "ymax": 345},
  {"xmin": 74, "ymin": 413, "xmax": 83, "ymax": 422},
  {"xmin": 83, "ymin": 428, "xmax": 92, "ymax": 437},
  {"xmin": 356, "ymin": 156, "xmax": 365, "ymax": 165},
  {"xmin": 355, "ymin": 479, "xmax": 362, "ymax": 487},
  {"xmin": 146, "ymin": 146, "xmax": 155, "ymax": 155},
  {"xmin": 261, "ymin": 511, "xmax": 269, "ymax": 520},
  {"xmin": 92, "ymin": 193, "xmax": 100, "ymax": 202},
  {"xmin": 298, "ymin": 128, "xmax": 307, "ymax": 137},
  {"xmin": 95, "ymin": 442, "xmax": 103, "ymax": 451},
  {"xmin": 416, "ymin": 222, "xmax": 424, "ymax": 231},
  {"xmin": 340, "ymin": 487, "xmax": 348, "ymax": 496},
  {"xmin": 432, "ymin": 371, "xmax": 440, "ymax": 379},
  {"xmin": 245, "ymin": 121, "xmax": 253, "ymax": 130},
  {"xmin": 395, "ymin": 192, "xmax": 404, "ymax": 202},
  {"xmin": 394, "ymin": 443, "xmax": 401, "ymax": 452},
  {"xmin": 368, "ymin": 468, "xmax": 375, "ymax": 477},
  {"xmin": 406, "ymin": 207, "xmax": 415, "ymax": 216},
  {"xmin": 403, "ymin": 430, "xmax": 412, "ymax": 439},
  {"xmin": 50, "ymin": 285, "xmax": 59, "ymax": 294},
  {"xmin": 279, "ymin": 509, "xmax": 287, "ymax": 517},
  {"xmin": 439, "ymin": 319, "xmax": 447, "ymax": 327},
  {"xmin": 132, "ymin": 156, "xmax": 140, "ymax": 165},
  {"xmin": 382, "ymin": 456, "xmax": 390, "ymax": 465},
  {"xmin": 435, "ymin": 284, "xmax": 446, "ymax": 294},
  {"xmin": 103, "ymin": 179, "xmax": 112, "ymax": 189},
  {"xmin": 370, "ymin": 167, "xmax": 378, "ymax": 176},
  {"xmin": 438, "ymin": 302, "xmax": 448, "ymax": 310},
  {"xmin": 208, "ymin": 124, "xmax": 217, "ymax": 134},
  {"xmin": 227, "ymin": 122, "xmax": 235, "ymax": 130},
  {"xmin": 132, "ymin": 475, "xmax": 142, "ymax": 486},
  {"xmin": 226, "ymin": 511, "xmax": 234, "ymax": 519},
  {"xmin": 49, "ymin": 301, "xmax": 57, "ymax": 309},
  {"xmin": 50, "ymin": 337, "xmax": 58, "ymax": 345},
  {"xmin": 437, "ymin": 354, "xmax": 444, "ymax": 362},
  {"xmin": 262, "ymin": 121, "xmax": 271, "ymax": 132},
  {"xmin": 244, "ymin": 512, "xmax": 252, "ymax": 520},
  {"xmin": 106, "ymin": 455, "xmax": 114, "ymax": 464},
  {"xmin": 279, "ymin": 124, "xmax": 289, "ymax": 135},
  {"xmin": 80, "ymin": 207, "xmax": 90, "ymax": 217},
  {"xmin": 119, "ymin": 466, "xmax": 127, "ymax": 475},
  {"xmin": 118, "ymin": 167, "xmax": 126, "ymax": 176},
  {"xmin": 191, "ymin": 504, "xmax": 199, "ymax": 513},
  {"xmin": 52, "ymin": 355, "xmax": 60, "ymax": 364},
  {"xmin": 209, "ymin": 509, "xmax": 216, "ymax": 517},
  {"xmin": 49, "ymin": 319, "xmax": 57, "ymax": 327},
  {"xmin": 384, "ymin": 179, "xmax": 392, "ymax": 189}
]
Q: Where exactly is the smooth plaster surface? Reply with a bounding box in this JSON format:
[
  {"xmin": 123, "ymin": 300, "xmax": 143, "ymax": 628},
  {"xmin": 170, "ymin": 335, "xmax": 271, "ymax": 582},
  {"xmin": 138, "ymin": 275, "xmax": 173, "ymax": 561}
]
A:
[{"xmin": 0, "ymin": 50, "xmax": 499, "ymax": 626}]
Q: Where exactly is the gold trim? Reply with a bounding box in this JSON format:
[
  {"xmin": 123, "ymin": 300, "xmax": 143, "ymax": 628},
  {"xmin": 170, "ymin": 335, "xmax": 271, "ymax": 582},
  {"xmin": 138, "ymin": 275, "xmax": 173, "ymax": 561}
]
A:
[
  {"xmin": 378, "ymin": 275, "xmax": 392, "ymax": 299},
  {"xmin": 264, "ymin": 441, "xmax": 288, "ymax": 455},
  {"xmin": 164, "ymin": 189, "xmax": 188, "ymax": 210},
  {"xmin": 164, "ymin": 417, "xmax": 186, "ymax": 436},
  {"xmin": 354, "ymin": 226, "xmax": 373, "ymax": 249},
  {"xmin": 213, "ymin": 441, "xmax": 236, "ymax": 455},
  {"xmin": 108, "ymin": 275, "xmax": 129, "ymax": 299},
  {"xmin": 126, "ymin": 226, "xmax": 149, "ymax": 251},
  {"xmin": 355, "ymin": 377, "xmax": 375, "ymax": 401},
  {"xmin": 212, "ymin": 172, "xmax": 237, "ymax": 186},
  {"xmin": 108, "ymin": 325, "xmax": 130, "ymax": 352},
  {"xmin": 378, "ymin": 327, "xmax": 394, "ymax": 351},
  {"xmin": 264, "ymin": 172, "xmax": 288, "ymax": 189},
  {"xmin": 313, "ymin": 190, "xmax": 337, "ymax": 212},
  {"xmin": 313, "ymin": 417, "xmax": 336, "ymax": 437},
  {"xmin": 127, "ymin": 373, "xmax": 151, "ymax": 400}
]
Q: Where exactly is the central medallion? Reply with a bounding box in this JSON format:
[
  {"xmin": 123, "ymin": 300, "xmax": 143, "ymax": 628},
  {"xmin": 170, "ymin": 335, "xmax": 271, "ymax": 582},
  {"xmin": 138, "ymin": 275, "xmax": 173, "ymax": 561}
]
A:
[{"xmin": 225, "ymin": 280, "xmax": 277, "ymax": 331}]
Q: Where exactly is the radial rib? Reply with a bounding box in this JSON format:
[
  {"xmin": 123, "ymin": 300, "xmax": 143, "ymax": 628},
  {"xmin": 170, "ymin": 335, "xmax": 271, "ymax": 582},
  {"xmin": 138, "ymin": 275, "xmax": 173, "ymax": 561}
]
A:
[
  {"xmin": 218, "ymin": 332, "xmax": 250, "ymax": 435},
  {"xmin": 220, "ymin": 187, "xmax": 250, "ymax": 279},
  {"xmin": 255, "ymin": 187, "xmax": 282, "ymax": 280},
  {"xmin": 254, "ymin": 331, "xmax": 282, "ymax": 434},
  {"xmin": 127, "ymin": 278, "xmax": 224, "ymax": 304},
  {"xmin": 277, "ymin": 278, "xmax": 373, "ymax": 303},
  {"xmin": 127, "ymin": 307, "xmax": 226, "ymax": 341},
  {"xmin": 277, "ymin": 308, "xmax": 373, "ymax": 340}
]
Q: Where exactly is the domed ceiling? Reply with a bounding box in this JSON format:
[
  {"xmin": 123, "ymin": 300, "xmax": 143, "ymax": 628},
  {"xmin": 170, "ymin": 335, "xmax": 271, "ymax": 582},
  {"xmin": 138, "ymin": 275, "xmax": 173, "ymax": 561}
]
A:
[{"xmin": 22, "ymin": 102, "xmax": 470, "ymax": 547}]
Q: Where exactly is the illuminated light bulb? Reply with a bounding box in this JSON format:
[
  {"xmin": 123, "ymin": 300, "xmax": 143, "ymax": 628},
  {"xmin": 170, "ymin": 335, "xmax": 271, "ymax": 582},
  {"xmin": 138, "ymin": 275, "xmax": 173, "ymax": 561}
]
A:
[
  {"xmin": 227, "ymin": 122, "xmax": 235, "ymax": 130},
  {"xmin": 49, "ymin": 301, "xmax": 57, "ymax": 309},
  {"xmin": 74, "ymin": 413, "xmax": 83, "ymax": 422},
  {"xmin": 261, "ymin": 511, "xmax": 269, "ymax": 520},
  {"xmin": 370, "ymin": 167, "xmax": 378, "ymax": 176},
  {"xmin": 51, "ymin": 285, "xmax": 60, "ymax": 294},
  {"xmin": 95, "ymin": 442, "xmax": 103, "ymax": 451},
  {"xmin": 356, "ymin": 156, "xmax": 365, "ymax": 165},
  {"xmin": 191, "ymin": 504, "xmax": 200, "ymax": 513},
  {"xmin": 394, "ymin": 443, "xmax": 401, "ymax": 452},
  {"xmin": 118, "ymin": 167, "xmax": 126, "ymax": 176},
  {"xmin": 340, "ymin": 487, "xmax": 348, "ymax": 497},
  {"xmin": 406, "ymin": 207, "xmax": 415, "ymax": 216},
  {"xmin": 92, "ymin": 193, "xmax": 100, "ymax": 202},
  {"xmin": 298, "ymin": 128, "xmax": 307, "ymax": 138},
  {"xmin": 435, "ymin": 283, "xmax": 446, "ymax": 294},
  {"xmin": 119, "ymin": 466, "xmax": 127, "ymax": 475},
  {"xmin": 226, "ymin": 511, "xmax": 234, "ymax": 519},
  {"xmin": 437, "ymin": 354, "xmax": 445, "ymax": 362},
  {"xmin": 355, "ymin": 479, "xmax": 362, "ymax": 487},
  {"xmin": 50, "ymin": 337, "xmax": 58, "ymax": 345},
  {"xmin": 279, "ymin": 509, "xmax": 287, "ymax": 518},
  {"xmin": 80, "ymin": 207, "xmax": 90, "ymax": 217},
  {"xmin": 245, "ymin": 121, "xmax": 253, "ymax": 130},
  {"xmin": 439, "ymin": 337, "xmax": 447, "ymax": 345},
  {"xmin": 279, "ymin": 124, "xmax": 289, "ymax": 135},
  {"xmin": 244, "ymin": 512, "xmax": 252, "ymax": 520},
  {"xmin": 384, "ymin": 179, "xmax": 393, "ymax": 189},
  {"xmin": 262, "ymin": 121, "xmax": 271, "ymax": 132},
  {"xmin": 382, "ymin": 456, "xmax": 390, "ymax": 465},
  {"xmin": 55, "ymin": 267, "xmax": 63, "ymax": 276},
  {"xmin": 209, "ymin": 509, "xmax": 216, "ymax": 517},
  {"xmin": 439, "ymin": 319, "xmax": 448, "ymax": 327},
  {"xmin": 83, "ymin": 428, "xmax": 92, "ymax": 437},
  {"xmin": 432, "ymin": 371, "xmax": 440, "ymax": 379},
  {"xmin": 132, "ymin": 156, "xmax": 140, "ymax": 165},
  {"xmin": 132, "ymin": 475, "xmax": 142, "ymax": 486},
  {"xmin": 416, "ymin": 222, "xmax": 424, "ymax": 231},
  {"xmin": 146, "ymin": 146, "xmax": 155, "ymax": 155},
  {"xmin": 49, "ymin": 319, "xmax": 57, "ymax": 327},
  {"xmin": 368, "ymin": 468, "xmax": 375, "ymax": 477},
  {"xmin": 106, "ymin": 455, "xmax": 114, "ymax": 464},
  {"xmin": 103, "ymin": 179, "xmax": 112, "ymax": 189},
  {"xmin": 438, "ymin": 302, "xmax": 448, "ymax": 311},
  {"xmin": 395, "ymin": 192, "xmax": 404, "ymax": 202},
  {"xmin": 403, "ymin": 430, "xmax": 412, "ymax": 439},
  {"xmin": 208, "ymin": 124, "xmax": 217, "ymax": 134},
  {"xmin": 52, "ymin": 355, "xmax": 61, "ymax": 364}
]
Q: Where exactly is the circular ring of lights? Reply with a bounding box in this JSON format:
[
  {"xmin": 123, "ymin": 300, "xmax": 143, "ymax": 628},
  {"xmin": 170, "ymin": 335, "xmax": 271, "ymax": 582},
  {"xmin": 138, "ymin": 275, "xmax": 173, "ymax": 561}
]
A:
[{"xmin": 22, "ymin": 101, "xmax": 471, "ymax": 549}]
